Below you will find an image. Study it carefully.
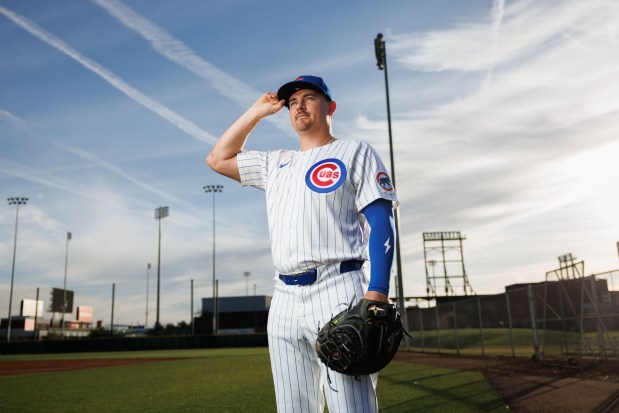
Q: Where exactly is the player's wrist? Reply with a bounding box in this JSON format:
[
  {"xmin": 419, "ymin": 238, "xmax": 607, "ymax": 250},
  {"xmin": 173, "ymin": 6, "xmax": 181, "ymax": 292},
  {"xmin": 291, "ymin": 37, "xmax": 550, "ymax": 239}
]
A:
[
  {"xmin": 364, "ymin": 290, "xmax": 390, "ymax": 303},
  {"xmin": 245, "ymin": 106, "xmax": 267, "ymax": 123}
]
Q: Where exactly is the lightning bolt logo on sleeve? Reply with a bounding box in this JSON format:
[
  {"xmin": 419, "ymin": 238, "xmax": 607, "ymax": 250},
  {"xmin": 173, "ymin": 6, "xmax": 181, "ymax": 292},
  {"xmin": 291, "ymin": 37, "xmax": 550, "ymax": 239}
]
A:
[{"xmin": 384, "ymin": 237, "xmax": 392, "ymax": 254}]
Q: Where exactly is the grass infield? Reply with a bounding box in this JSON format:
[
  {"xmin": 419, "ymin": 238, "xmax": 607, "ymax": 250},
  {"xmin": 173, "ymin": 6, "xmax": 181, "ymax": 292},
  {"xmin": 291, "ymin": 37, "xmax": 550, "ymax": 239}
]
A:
[{"xmin": 0, "ymin": 348, "xmax": 506, "ymax": 412}]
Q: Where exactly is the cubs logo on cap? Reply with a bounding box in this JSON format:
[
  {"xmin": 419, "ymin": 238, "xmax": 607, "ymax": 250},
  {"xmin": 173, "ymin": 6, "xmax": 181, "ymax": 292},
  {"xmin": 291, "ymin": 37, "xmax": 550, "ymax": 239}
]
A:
[
  {"xmin": 376, "ymin": 172, "xmax": 394, "ymax": 192},
  {"xmin": 306, "ymin": 158, "xmax": 347, "ymax": 193}
]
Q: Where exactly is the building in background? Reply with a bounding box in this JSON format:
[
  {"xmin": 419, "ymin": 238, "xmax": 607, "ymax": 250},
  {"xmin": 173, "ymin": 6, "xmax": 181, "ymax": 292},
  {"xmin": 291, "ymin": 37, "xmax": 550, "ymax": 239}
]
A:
[{"xmin": 196, "ymin": 295, "xmax": 271, "ymax": 335}]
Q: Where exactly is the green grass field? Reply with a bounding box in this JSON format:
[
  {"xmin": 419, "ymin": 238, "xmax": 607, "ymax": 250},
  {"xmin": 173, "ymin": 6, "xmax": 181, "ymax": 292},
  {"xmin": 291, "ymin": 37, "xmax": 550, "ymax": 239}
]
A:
[
  {"xmin": 0, "ymin": 348, "xmax": 507, "ymax": 413},
  {"xmin": 410, "ymin": 327, "xmax": 619, "ymax": 358}
]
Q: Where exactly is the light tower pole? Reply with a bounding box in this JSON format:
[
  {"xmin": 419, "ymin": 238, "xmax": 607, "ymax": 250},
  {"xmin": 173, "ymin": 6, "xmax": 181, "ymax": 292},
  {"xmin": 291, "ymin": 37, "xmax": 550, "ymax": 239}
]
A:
[
  {"xmin": 244, "ymin": 271, "xmax": 250, "ymax": 296},
  {"xmin": 374, "ymin": 33, "xmax": 408, "ymax": 333},
  {"xmin": 61, "ymin": 231, "xmax": 72, "ymax": 338},
  {"xmin": 145, "ymin": 262, "xmax": 151, "ymax": 328},
  {"xmin": 6, "ymin": 197, "xmax": 28, "ymax": 343},
  {"xmin": 204, "ymin": 185, "xmax": 223, "ymax": 334},
  {"xmin": 154, "ymin": 206, "xmax": 169, "ymax": 330}
]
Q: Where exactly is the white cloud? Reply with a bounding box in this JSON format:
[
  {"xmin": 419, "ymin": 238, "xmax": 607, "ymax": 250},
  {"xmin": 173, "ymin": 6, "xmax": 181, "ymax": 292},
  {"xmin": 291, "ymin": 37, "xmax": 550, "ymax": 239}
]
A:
[{"xmin": 348, "ymin": 0, "xmax": 619, "ymax": 296}]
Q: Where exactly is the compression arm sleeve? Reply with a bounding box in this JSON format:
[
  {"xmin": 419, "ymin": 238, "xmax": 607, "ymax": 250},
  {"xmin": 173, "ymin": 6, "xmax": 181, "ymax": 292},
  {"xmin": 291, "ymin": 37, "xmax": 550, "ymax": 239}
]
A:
[{"xmin": 362, "ymin": 199, "xmax": 396, "ymax": 295}]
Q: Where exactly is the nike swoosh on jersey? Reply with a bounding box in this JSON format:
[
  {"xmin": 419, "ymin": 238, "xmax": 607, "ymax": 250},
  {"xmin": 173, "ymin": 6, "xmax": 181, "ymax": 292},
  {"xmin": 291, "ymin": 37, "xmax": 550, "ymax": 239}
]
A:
[{"xmin": 279, "ymin": 161, "xmax": 291, "ymax": 168}]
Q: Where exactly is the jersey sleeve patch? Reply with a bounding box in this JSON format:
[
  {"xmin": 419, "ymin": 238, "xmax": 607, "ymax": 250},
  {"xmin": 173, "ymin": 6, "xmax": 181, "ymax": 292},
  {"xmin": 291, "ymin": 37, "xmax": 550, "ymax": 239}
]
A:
[{"xmin": 376, "ymin": 172, "xmax": 394, "ymax": 192}]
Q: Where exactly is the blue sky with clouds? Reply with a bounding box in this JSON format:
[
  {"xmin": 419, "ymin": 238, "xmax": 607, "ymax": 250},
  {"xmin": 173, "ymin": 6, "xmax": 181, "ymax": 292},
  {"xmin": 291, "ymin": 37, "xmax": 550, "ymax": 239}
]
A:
[{"xmin": 1, "ymin": 0, "xmax": 618, "ymax": 327}]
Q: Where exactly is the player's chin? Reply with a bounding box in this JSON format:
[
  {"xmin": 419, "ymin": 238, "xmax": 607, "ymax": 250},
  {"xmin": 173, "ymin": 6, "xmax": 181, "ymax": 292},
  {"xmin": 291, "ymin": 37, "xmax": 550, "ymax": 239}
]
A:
[
  {"xmin": 293, "ymin": 118, "xmax": 312, "ymax": 130},
  {"xmin": 293, "ymin": 123, "xmax": 312, "ymax": 133}
]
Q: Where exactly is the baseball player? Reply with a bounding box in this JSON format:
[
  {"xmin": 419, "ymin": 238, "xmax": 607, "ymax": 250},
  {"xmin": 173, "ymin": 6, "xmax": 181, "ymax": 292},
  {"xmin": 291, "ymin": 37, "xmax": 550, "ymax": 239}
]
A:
[{"xmin": 207, "ymin": 75, "xmax": 398, "ymax": 413}]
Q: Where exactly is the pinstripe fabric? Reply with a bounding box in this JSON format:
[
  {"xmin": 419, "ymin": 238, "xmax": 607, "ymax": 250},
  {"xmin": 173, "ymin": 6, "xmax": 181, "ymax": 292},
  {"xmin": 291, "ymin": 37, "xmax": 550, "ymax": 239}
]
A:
[
  {"xmin": 268, "ymin": 264, "xmax": 378, "ymax": 413},
  {"xmin": 238, "ymin": 140, "xmax": 398, "ymax": 275},
  {"xmin": 238, "ymin": 139, "xmax": 397, "ymax": 412}
]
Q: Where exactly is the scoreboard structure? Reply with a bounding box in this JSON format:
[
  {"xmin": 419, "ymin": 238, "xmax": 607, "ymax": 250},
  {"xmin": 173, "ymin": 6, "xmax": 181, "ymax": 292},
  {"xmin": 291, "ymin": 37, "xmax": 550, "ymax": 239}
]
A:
[{"xmin": 48, "ymin": 288, "xmax": 74, "ymax": 313}]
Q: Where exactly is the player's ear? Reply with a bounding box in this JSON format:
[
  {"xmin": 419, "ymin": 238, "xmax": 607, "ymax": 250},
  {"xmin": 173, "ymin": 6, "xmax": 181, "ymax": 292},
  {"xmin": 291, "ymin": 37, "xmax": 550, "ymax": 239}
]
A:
[{"xmin": 328, "ymin": 101, "xmax": 337, "ymax": 116}]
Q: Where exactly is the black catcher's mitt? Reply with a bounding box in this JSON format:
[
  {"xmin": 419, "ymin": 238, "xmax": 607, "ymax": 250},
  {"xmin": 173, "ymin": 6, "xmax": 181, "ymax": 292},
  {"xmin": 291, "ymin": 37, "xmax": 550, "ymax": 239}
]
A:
[{"xmin": 315, "ymin": 298, "xmax": 412, "ymax": 376}]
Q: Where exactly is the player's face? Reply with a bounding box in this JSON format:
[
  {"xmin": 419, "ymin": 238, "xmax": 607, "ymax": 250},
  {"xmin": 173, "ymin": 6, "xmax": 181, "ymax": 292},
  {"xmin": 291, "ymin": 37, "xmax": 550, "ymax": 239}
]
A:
[{"xmin": 288, "ymin": 89, "xmax": 332, "ymax": 133}]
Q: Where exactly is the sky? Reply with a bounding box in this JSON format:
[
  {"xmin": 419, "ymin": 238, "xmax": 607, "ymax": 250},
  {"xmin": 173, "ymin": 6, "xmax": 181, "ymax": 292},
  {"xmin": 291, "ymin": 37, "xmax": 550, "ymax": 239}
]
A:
[{"xmin": 1, "ymin": 0, "xmax": 618, "ymax": 328}]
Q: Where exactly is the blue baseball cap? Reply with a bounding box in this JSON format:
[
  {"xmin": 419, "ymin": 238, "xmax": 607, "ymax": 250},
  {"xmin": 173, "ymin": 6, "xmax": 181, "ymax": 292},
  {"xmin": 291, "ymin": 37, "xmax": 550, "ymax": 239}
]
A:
[{"xmin": 277, "ymin": 75, "xmax": 333, "ymax": 108}]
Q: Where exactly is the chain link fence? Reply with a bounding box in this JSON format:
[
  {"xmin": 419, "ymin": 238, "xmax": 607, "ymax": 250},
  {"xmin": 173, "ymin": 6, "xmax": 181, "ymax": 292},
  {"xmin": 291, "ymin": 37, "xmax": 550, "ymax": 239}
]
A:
[{"xmin": 406, "ymin": 270, "xmax": 619, "ymax": 363}]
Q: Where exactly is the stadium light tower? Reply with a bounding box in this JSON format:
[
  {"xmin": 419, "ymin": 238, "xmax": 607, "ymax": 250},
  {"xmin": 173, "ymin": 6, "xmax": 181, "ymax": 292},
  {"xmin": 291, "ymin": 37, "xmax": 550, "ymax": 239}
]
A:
[
  {"xmin": 244, "ymin": 271, "xmax": 251, "ymax": 296},
  {"xmin": 154, "ymin": 206, "xmax": 169, "ymax": 330},
  {"xmin": 374, "ymin": 33, "xmax": 408, "ymax": 330},
  {"xmin": 145, "ymin": 262, "xmax": 151, "ymax": 328},
  {"xmin": 6, "ymin": 197, "xmax": 28, "ymax": 343},
  {"xmin": 61, "ymin": 231, "xmax": 72, "ymax": 338},
  {"xmin": 204, "ymin": 185, "xmax": 223, "ymax": 334}
]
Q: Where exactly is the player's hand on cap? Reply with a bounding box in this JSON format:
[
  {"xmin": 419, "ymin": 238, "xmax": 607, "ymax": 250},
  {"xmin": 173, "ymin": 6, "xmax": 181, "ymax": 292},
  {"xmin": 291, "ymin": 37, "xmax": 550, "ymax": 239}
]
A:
[{"xmin": 251, "ymin": 92, "xmax": 285, "ymax": 118}]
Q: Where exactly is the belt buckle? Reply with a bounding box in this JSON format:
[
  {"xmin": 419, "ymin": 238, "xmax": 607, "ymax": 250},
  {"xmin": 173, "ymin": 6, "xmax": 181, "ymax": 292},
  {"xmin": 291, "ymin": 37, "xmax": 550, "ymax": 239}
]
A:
[{"xmin": 280, "ymin": 268, "xmax": 317, "ymax": 286}]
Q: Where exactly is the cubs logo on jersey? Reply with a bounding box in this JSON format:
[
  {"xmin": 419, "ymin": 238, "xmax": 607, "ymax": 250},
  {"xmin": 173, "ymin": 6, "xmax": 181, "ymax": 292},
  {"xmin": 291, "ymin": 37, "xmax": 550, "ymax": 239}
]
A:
[
  {"xmin": 376, "ymin": 172, "xmax": 394, "ymax": 192},
  {"xmin": 305, "ymin": 158, "xmax": 347, "ymax": 193}
]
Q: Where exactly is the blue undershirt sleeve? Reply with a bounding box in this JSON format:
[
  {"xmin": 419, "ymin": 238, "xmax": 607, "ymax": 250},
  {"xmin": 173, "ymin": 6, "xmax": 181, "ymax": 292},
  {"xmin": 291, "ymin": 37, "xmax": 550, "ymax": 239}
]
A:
[{"xmin": 361, "ymin": 199, "xmax": 396, "ymax": 295}]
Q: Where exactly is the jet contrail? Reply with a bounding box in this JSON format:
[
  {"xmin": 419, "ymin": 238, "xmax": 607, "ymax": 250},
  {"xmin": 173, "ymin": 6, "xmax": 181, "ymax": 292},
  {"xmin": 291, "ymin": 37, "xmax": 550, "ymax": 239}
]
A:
[
  {"xmin": 0, "ymin": 157, "xmax": 87, "ymax": 197},
  {"xmin": 0, "ymin": 108, "xmax": 28, "ymax": 129},
  {"xmin": 56, "ymin": 143, "xmax": 204, "ymax": 214},
  {"xmin": 483, "ymin": 0, "xmax": 506, "ymax": 96},
  {"xmin": 0, "ymin": 107, "xmax": 204, "ymax": 216},
  {"xmin": 93, "ymin": 0, "xmax": 257, "ymax": 106},
  {"xmin": 92, "ymin": 0, "xmax": 292, "ymax": 134},
  {"xmin": 0, "ymin": 5, "xmax": 218, "ymax": 144}
]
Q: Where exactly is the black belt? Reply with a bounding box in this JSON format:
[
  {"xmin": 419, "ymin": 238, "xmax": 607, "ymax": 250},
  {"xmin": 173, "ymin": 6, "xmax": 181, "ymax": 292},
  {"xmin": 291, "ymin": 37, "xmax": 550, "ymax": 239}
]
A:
[{"xmin": 279, "ymin": 260, "xmax": 364, "ymax": 286}]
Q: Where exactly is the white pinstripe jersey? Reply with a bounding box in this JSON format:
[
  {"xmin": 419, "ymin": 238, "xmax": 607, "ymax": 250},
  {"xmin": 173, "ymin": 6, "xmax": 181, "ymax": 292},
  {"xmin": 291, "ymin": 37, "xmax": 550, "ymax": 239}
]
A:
[{"xmin": 237, "ymin": 139, "xmax": 398, "ymax": 276}]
